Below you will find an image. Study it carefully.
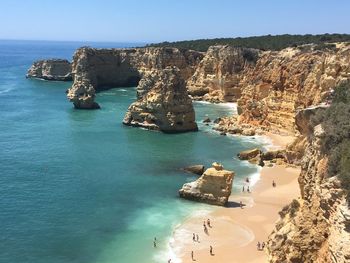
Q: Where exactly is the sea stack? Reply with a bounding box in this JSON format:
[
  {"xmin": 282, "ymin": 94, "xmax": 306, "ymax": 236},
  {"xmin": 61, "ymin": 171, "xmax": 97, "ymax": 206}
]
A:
[
  {"xmin": 123, "ymin": 66, "xmax": 198, "ymax": 133},
  {"xmin": 66, "ymin": 80, "xmax": 100, "ymax": 109},
  {"xmin": 26, "ymin": 59, "xmax": 72, "ymax": 81},
  {"xmin": 179, "ymin": 162, "xmax": 234, "ymax": 206}
]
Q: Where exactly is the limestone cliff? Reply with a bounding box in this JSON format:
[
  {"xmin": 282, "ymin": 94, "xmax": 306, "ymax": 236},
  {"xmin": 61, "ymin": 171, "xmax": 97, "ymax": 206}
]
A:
[
  {"xmin": 123, "ymin": 66, "xmax": 197, "ymax": 133},
  {"xmin": 26, "ymin": 59, "xmax": 72, "ymax": 81},
  {"xmin": 188, "ymin": 43, "xmax": 350, "ymax": 134},
  {"xmin": 267, "ymin": 106, "xmax": 350, "ymax": 263},
  {"xmin": 68, "ymin": 47, "xmax": 203, "ymax": 109},
  {"xmin": 187, "ymin": 45, "xmax": 258, "ymax": 102}
]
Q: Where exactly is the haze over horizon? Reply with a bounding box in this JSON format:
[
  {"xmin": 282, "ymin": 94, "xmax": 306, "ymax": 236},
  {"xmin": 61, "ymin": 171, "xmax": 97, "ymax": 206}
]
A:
[{"xmin": 1, "ymin": 0, "xmax": 349, "ymax": 43}]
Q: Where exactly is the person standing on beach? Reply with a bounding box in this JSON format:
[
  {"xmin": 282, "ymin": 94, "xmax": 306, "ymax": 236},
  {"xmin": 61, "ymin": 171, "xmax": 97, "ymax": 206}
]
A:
[
  {"xmin": 247, "ymin": 186, "xmax": 250, "ymax": 193},
  {"xmin": 242, "ymin": 185, "xmax": 245, "ymax": 192},
  {"xmin": 210, "ymin": 245, "xmax": 213, "ymax": 255},
  {"xmin": 272, "ymin": 180, "xmax": 276, "ymax": 187},
  {"xmin": 196, "ymin": 234, "xmax": 199, "ymax": 242},
  {"xmin": 191, "ymin": 251, "xmax": 194, "ymax": 261},
  {"xmin": 207, "ymin": 218, "xmax": 211, "ymax": 227},
  {"xmin": 257, "ymin": 241, "xmax": 261, "ymax": 250},
  {"xmin": 193, "ymin": 233, "xmax": 196, "ymax": 242}
]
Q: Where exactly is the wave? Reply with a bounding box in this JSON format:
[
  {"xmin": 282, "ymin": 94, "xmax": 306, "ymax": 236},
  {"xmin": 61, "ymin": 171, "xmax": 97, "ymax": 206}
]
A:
[{"xmin": 0, "ymin": 87, "xmax": 14, "ymax": 95}]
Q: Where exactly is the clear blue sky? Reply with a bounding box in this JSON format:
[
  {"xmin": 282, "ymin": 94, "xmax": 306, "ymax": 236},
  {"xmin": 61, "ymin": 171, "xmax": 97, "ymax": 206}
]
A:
[{"xmin": 0, "ymin": 0, "xmax": 349, "ymax": 43}]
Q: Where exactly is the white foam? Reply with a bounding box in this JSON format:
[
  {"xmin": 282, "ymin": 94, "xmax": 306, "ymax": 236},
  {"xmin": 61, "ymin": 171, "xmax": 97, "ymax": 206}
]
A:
[{"xmin": 0, "ymin": 88, "xmax": 13, "ymax": 95}]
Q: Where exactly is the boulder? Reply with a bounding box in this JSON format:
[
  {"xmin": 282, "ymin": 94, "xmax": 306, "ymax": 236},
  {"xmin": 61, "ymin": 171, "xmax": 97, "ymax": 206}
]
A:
[
  {"xmin": 203, "ymin": 117, "xmax": 211, "ymax": 123},
  {"xmin": 261, "ymin": 150, "xmax": 286, "ymax": 161},
  {"xmin": 179, "ymin": 162, "xmax": 234, "ymax": 206},
  {"xmin": 123, "ymin": 66, "xmax": 198, "ymax": 133},
  {"xmin": 237, "ymin": 148, "xmax": 261, "ymax": 160},
  {"xmin": 183, "ymin": 165, "xmax": 205, "ymax": 175},
  {"xmin": 26, "ymin": 59, "xmax": 72, "ymax": 81}
]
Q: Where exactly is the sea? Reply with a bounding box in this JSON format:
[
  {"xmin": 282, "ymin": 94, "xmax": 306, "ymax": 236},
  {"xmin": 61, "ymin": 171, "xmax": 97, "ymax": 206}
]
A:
[{"xmin": 0, "ymin": 40, "xmax": 268, "ymax": 263}]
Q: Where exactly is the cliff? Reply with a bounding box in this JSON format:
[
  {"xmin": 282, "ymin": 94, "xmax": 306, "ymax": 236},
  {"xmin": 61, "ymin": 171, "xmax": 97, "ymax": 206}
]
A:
[
  {"xmin": 187, "ymin": 45, "xmax": 258, "ymax": 102},
  {"xmin": 26, "ymin": 59, "xmax": 72, "ymax": 81},
  {"xmin": 123, "ymin": 66, "xmax": 198, "ymax": 133},
  {"xmin": 189, "ymin": 43, "xmax": 350, "ymax": 134},
  {"xmin": 68, "ymin": 47, "xmax": 203, "ymax": 109},
  {"xmin": 267, "ymin": 105, "xmax": 350, "ymax": 263}
]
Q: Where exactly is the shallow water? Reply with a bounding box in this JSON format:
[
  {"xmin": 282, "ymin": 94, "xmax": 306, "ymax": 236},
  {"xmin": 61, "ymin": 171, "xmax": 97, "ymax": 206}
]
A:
[{"xmin": 0, "ymin": 40, "xmax": 266, "ymax": 263}]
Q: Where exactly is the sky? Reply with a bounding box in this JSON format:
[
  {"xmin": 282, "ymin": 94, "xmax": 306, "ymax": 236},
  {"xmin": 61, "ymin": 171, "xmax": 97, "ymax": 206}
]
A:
[{"xmin": 0, "ymin": 0, "xmax": 349, "ymax": 43}]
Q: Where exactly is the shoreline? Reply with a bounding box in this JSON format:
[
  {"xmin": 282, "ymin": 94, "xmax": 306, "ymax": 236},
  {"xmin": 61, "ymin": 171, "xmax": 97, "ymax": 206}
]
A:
[{"xmin": 168, "ymin": 132, "xmax": 300, "ymax": 263}]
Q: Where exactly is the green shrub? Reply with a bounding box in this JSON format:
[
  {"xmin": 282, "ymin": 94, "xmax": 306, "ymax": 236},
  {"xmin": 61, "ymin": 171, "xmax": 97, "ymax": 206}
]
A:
[
  {"xmin": 318, "ymin": 84, "xmax": 350, "ymax": 205},
  {"xmin": 146, "ymin": 34, "xmax": 350, "ymax": 52}
]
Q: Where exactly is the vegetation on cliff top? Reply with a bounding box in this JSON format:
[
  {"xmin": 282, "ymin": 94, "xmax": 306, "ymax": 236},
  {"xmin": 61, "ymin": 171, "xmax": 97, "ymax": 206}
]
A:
[
  {"xmin": 314, "ymin": 84, "xmax": 350, "ymax": 204},
  {"xmin": 147, "ymin": 34, "xmax": 350, "ymax": 51}
]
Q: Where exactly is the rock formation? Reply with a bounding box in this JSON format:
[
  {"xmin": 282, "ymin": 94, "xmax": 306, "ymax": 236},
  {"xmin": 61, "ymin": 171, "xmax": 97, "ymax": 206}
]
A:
[
  {"xmin": 123, "ymin": 67, "xmax": 198, "ymax": 133},
  {"xmin": 183, "ymin": 165, "xmax": 205, "ymax": 175},
  {"xmin": 26, "ymin": 59, "xmax": 72, "ymax": 81},
  {"xmin": 66, "ymin": 80, "xmax": 100, "ymax": 109},
  {"xmin": 267, "ymin": 105, "xmax": 350, "ymax": 262},
  {"xmin": 187, "ymin": 43, "xmax": 350, "ymax": 134},
  {"xmin": 67, "ymin": 47, "xmax": 203, "ymax": 109},
  {"xmin": 187, "ymin": 45, "xmax": 258, "ymax": 102},
  {"xmin": 179, "ymin": 162, "xmax": 234, "ymax": 206}
]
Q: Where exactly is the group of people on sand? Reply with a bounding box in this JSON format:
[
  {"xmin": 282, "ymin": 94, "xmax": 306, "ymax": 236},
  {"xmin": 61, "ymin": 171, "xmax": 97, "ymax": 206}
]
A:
[{"xmin": 190, "ymin": 219, "xmax": 214, "ymax": 261}]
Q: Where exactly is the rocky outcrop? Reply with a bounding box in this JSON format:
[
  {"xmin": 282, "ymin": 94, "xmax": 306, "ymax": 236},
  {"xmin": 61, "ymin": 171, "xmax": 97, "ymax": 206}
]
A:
[
  {"xmin": 122, "ymin": 67, "xmax": 198, "ymax": 133},
  {"xmin": 179, "ymin": 162, "xmax": 234, "ymax": 206},
  {"xmin": 183, "ymin": 165, "xmax": 205, "ymax": 175},
  {"xmin": 66, "ymin": 80, "xmax": 100, "ymax": 109},
  {"xmin": 67, "ymin": 47, "xmax": 203, "ymax": 109},
  {"xmin": 26, "ymin": 59, "xmax": 72, "ymax": 81},
  {"xmin": 267, "ymin": 106, "xmax": 350, "ymax": 262},
  {"xmin": 237, "ymin": 148, "xmax": 261, "ymax": 160}
]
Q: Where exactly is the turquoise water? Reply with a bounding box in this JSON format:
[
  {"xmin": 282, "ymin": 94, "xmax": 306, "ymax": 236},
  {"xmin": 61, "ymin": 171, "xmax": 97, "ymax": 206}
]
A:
[{"xmin": 0, "ymin": 40, "xmax": 264, "ymax": 263}]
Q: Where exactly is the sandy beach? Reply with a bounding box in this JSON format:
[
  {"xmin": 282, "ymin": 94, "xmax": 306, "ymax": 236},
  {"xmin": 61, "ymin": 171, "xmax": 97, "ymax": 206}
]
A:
[{"xmin": 170, "ymin": 134, "xmax": 301, "ymax": 263}]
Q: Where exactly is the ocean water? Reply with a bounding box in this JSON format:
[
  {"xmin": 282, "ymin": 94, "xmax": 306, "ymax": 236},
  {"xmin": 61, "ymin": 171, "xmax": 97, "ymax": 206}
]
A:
[{"xmin": 0, "ymin": 40, "xmax": 265, "ymax": 263}]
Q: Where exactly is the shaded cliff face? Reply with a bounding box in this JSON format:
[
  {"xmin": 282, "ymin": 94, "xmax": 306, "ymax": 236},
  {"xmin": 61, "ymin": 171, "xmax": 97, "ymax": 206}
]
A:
[
  {"xmin": 26, "ymin": 59, "xmax": 72, "ymax": 81},
  {"xmin": 267, "ymin": 106, "xmax": 350, "ymax": 263},
  {"xmin": 68, "ymin": 47, "xmax": 203, "ymax": 108},
  {"xmin": 123, "ymin": 66, "xmax": 198, "ymax": 133}
]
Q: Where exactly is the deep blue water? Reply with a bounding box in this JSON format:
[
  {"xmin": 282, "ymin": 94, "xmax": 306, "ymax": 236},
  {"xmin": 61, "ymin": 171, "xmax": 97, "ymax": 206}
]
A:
[{"xmin": 0, "ymin": 40, "xmax": 263, "ymax": 263}]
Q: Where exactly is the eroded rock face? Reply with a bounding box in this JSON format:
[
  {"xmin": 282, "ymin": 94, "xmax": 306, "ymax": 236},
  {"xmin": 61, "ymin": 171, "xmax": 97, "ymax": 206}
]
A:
[
  {"xmin": 26, "ymin": 59, "xmax": 72, "ymax": 81},
  {"xmin": 188, "ymin": 44, "xmax": 350, "ymax": 134},
  {"xmin": 66, "ymin": 80, "xmax": 100, "ymax": 109},
  {"xmin": 179, "ymin": 162, "xmax": 234, "ymax": 206},
  {"xmin": 267, "ymin": 107, "xmax": 350, "ymax": 263},
  {"xmin": 68, "ymin": 47, "xmax": 203, "ymax": 109},
  {"xmin": 187, "ymin": 45, "xmax": 258, "ymax": 102},
  {"xmin": 237, "ymin": 44, "xmax": 350, "ymax": 133},
  {"xmin": 123, "ymin": 67, "xmax": 198, "ymax": 133}
]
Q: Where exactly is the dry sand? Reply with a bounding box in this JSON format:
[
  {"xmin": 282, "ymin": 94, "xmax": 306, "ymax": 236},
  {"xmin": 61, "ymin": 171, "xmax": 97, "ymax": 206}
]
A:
[{"xmin": 170, "ymin": 135, "xmax": 301, "ymax": 263}]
